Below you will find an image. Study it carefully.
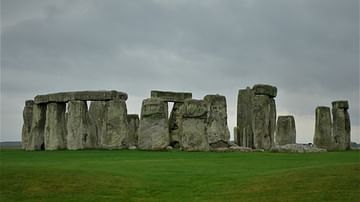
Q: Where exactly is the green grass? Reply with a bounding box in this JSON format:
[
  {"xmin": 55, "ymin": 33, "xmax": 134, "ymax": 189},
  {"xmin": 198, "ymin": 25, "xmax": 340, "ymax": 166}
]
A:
[{"xmin": 0, "ymin": 150, "xmax": 359, "ymax": 202}]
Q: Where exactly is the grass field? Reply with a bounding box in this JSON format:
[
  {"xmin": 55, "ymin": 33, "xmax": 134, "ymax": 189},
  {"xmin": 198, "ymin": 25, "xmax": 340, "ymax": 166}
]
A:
[{"xmin": 0, "ymin": 149, "xmax": 359, "ymax": 202}]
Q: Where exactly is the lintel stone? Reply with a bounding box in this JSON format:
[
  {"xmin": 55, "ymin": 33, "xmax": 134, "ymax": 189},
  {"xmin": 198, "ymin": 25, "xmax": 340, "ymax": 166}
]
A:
[
  {"xmin": 331, "ymin": 100, "xmax": 349, "ymax": 109},
  {"xmin": 151, "ymin": 90, "xmax": 192, "ymax": 102},
  {"xmin": 252, "ymin": 84, "xmax": 277, "ymax": 97},
  {"xmin": 34, "ymin": 90, "xmax": 128, "ymax": 104}
]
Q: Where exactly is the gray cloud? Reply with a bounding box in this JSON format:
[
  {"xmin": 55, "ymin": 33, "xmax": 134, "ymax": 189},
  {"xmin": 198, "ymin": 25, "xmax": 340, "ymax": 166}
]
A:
[{"xmin": 1, "ymin": 0, "xmax": 359, "ymax": 143}]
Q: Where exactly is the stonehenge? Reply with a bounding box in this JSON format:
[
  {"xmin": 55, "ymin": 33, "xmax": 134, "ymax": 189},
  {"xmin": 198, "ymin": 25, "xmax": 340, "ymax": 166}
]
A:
[
  {"xmin": 313, "ymin": 101, "xmax": 351, "ymax": 151},
  {"xmin": 235, "ymin": 84, "xmax": 277, "ymax": 150},
  {"xmin": 23, "ymin": 91, "xmax": 128, "ymax": 150},
  {"xmin": 275, "ymin": 116, "xmax": 296, "ymax": 145},
  {"xmin": 21, "ymin": 87, "xmax": 352, "ymax": 152}
]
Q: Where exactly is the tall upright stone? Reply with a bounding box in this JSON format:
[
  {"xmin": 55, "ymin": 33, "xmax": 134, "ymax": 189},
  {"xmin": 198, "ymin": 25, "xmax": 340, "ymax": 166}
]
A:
[
  {"xmin": 138, "ymin": 98, "xmax": 169, "ymax": 150},
  {"xmin": 275, "ymin": 116, "xmax": 296, "ymax": 145},
  {"xmin": 101, "ymin": 100, "xmax": 129, "ymax": 149},
  {"xmin": 179, "ymin": 99, "xmax": 209, "ymax": 151},
  {"xmin": 88, "ymin": 101, "xmax": 107, "ymax": 148},
  {"xmin": 168, "ymin": 102, "xmax": 183, "ymax": 148},
  {"xmin": 313, "ymin": 106, "xmax": 333, "ymax": 150},
  {"xmin": 44, "ymin": 103, "xmax": 67, "ymax": 150},
  {"xmin": 251, "ymin": 84, "xmax": 277, "ymax": 150},
  {"xmin": 67, "ymin": 101, "xmax": 97, "ymax": 150},
  {"xmin": 27, "ymin": 103, "xmax": 47, "ymax": 150},
  {"xmin": 127, "ymin": 114, "xmax": 139, "ymax": 147},
  {"xmin": 204, "ymin": 94, "xmax": 230, "ymax": 146},
  {"xmin": 332, "ymin": 100, "xmax": 351, "ymax": 150},
  {"xmin": 236, "ymin": 88, "xmax": 254, "ymax": 147},
  {"xmin": 21, "ymin": 100, "xmax": 34, "ymax": 149}
]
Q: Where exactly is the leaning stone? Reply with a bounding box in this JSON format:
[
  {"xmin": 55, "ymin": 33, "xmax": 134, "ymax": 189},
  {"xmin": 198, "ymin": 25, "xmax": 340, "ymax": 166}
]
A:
[
  {"xmin": 88, "ymin": 101, "xmax": 107, "ymax": 148},
  {"xmin": 44, "ymin": 103, "xmax": 67, "ymax": 150},
  {"xmin": 21, "ymin": 100, "xmax": 34, "ymax": 149},
  {"xmin": 332, "ymin": 102, "xmax": 351, "ymax": 150},
  {"xmin": 169, "ymin": 102, "xmax": 183, "ymax": 147},
  {"xmin": 166, "ymin": 146, "xmax": 173, "ymax": 150},
  {"xmin": 275, "ymin": 116, "xmax": 296, "ymax": 145},
  {"xmin": 271, "ymin": 144, "xmax": 327, "ymax": 153},
  {"xmin": 138, "ymin": 98, "xmax": 169, "ymax": 150},
  {"xmin": 127, "ymin": 114, "xmax": 139, "ymax": 147},
  {"xmin": 236, "ymin": 88, "xmax": 254, "ymax": 147},
  {"xmin": 332, "ymin": 100, "xmax": 349, "ymax": 109},
  {"xmin": 34, "ymin": 90, "xmax": 128, "ymax": 104},
  {"xmin": 204, "ymin": 94, "xmax": 230, "ymax": 145},
  {"xmin": 150, "ymin": 90, "xmax": 192, "ymax": 102},
  {"xmin": 179, "ymin": 99, "xmax": 209, "ymax": 151},
  {"xmin": 313, "ymin": 106, "xmax": 333, "ymax": 150},
  {"xmin": 102, "ymin": 100, "xmax": 129, "ymax": 149},
  {"xmin": 209, "ymin": 140, "xmax": 230, "ymax": 148},
  {"xmin": 66, "ymin": 101, "xmax": 97, "ymax": 150},
  {"xmin": 27, "ymin": 104, "xmax": 47, "ymax": 150},
  {"xmin": 252, "ymin": 95, "xmax": 276, "ymax": 150},
  {"xmin": 252, "ymin": 84, "xmax": 277, "ymax": 98}
]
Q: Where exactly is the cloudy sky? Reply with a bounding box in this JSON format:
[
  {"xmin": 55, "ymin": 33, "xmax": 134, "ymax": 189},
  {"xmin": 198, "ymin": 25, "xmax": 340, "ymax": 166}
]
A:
[{"xmin": 1, "ymin": 0, "xmax": 359, "ymax": 143}]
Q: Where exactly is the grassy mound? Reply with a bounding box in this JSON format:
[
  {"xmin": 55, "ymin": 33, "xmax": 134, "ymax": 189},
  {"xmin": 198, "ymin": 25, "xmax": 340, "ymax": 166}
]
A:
[{"xmin": 0, "ymin": 150, "xmax": 359, "ymax": 201}]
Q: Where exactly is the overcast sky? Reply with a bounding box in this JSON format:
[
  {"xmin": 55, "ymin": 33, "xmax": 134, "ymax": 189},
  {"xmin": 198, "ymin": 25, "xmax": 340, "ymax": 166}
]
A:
[{"xmin": 1, "ymin": 0, "xmax": 359, "ymax": 143}]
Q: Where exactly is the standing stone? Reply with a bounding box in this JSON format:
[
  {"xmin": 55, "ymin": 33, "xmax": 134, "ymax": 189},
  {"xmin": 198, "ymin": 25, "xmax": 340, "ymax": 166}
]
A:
[
  {"xmin": 204, "ymin": 95, "xmax": 230, "ymax": 146},
  {"xmin": 21, "ymin": 100, "xmax": 34, "ymax": 149},
  {"xmin": 44, "ymin": 103, "xmax": 67, "ymax": 150},
  {"xmin": 275, "ymin": 116, "xmax": 296, "ymax": 145},
  {"xmin": 313, "ymin": 106, "xmax": 333, "ymax": 150},
  {"xmin": 332, "ymin": 101, "xmax": 351, "ymax": 150},
  {"xmin": 127, "ymin": 114, "xmax": 139, "ymax": 147},
  {"xmin": 179, "ymin": 99, "xmax": 209, "ymax": 151},
  {"xmin": 251, "ymin": 84, "xmax": 277, "ymax": 150},
  {"xmin": 168, "ymin": 102, "xmax": 183, "ymax": 148},
  {"xmin": 236, "ymin": 88, "xmax": 254, "ymax": 147},
  {"xmin": 102, "ymin": 100, "xmax": 129, "ymax": 149},
  {"xmin": 138, "ymin": 98, "xmax": 169, "ymax": 150},
  {"xmin": 89, "ymin": 101, "xmax": 107, "ymax": 148},
  {"xmin": 27, "ymin": 104, "xmax": 47, "ymax": 150},
  {"xmin": 67, "ymin": 101, "xmax": 97, "ymax": 150}
]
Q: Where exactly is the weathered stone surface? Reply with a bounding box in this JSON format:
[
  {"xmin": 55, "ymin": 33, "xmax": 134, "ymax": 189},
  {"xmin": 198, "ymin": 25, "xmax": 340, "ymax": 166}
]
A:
[
  {"xmin": 169, "ymin": 102, "xmax": 183, "ymax": 148},
  {"xmin": 44, "ymin": 103, "xmax": 67, "ymax": 150},
  {"xmin": 150, "ymin": 90, "xmax": 192, "ymax": 102},
  {"xmin": 204, "ymin": 94, "xmax": 230, "ymax": 146},
  {"xmin": 179, "ymin": 99, "xmax": 209, "ymax": 151},
  {"xmin": 236, "ymin": 88, "xmax": 254, "ymax": 147},
  {"xmin": 252, "ymin": 84, "xmax": 277, "ymax": 98},
  {"xmin": 332, "ymin": 100, "xmax": 349, "ymax": 109},
  {"xmin": 138, "ymin": 98, "xmax": 169, "ymax": 150},
  {"xmin": 35, "ymin": 90, "xmax": 128, "ymax": 104},
  {"xmin": 332, "ymin": 102, "xmax": 351, "ymax": 150},
  {"xmin": 275, "ymin": 116, "xmax": 296, "ymax": 145},
  {"xmin": 21, "ymin": 100, "xmax": 34, "ymax": 149},
  {"xmin": 66, "ymin": 101, "xmax": 97, "ymax": 150},
  {"xmin": 271, "ymin": 144, "xmax": 326, "ymax": 153},
  {"xmin": 252, "ymin": 95, "xmax": 276, "ymax": 150},
  {"xmin": 127, "ymin": 114, "xmax": 139, "ymax": 147},
  {"xmin": 102, "ymin": 100, "xmax": 129, "ymax": 149},
  {"xmin": 27, "ymin": 104, "xmax": 46, "ymax": 150},
  {"xmin": 313, "ymin": 106, "xmax": 333, "ymax": 150},
  {"xmin": 88, "ymin": 101, "xmax": 107, "ymax": 148}
]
